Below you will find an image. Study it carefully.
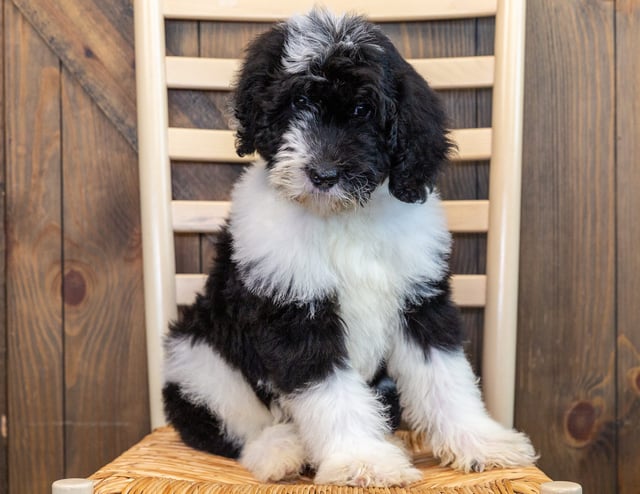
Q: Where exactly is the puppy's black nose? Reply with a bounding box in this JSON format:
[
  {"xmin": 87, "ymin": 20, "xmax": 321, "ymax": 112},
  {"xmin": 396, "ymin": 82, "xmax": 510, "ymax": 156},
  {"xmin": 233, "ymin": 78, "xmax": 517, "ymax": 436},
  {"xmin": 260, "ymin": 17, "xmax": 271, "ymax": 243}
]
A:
[{"xmin": 307, "ymin": 166, "xmax": 340, "ymax": 190}]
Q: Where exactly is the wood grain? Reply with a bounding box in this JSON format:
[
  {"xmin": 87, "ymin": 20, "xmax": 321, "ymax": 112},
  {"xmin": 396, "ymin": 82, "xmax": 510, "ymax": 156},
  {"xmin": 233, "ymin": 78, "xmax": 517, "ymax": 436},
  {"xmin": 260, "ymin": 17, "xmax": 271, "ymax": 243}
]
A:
[
  {"xmin": 0, "ymin": 0, "xmax": 7, "ymax": 489},
  {"xmin": 12, "ymin": 0, "xmax": 137, "ymax": 148},
  {"xmin": 5, "ymin": 2, "xmax": 65, "ymax": 491},
  {"xmin": 517, "ymin": 0, "xmax": 616, "ymax": 490},
  {"xmin": 615, "ymin": 1, "xmax": 640, "ymax": 493},
  {"xmin": 61, "ymin": 68, "xmax": 149, "ymax": 478}
]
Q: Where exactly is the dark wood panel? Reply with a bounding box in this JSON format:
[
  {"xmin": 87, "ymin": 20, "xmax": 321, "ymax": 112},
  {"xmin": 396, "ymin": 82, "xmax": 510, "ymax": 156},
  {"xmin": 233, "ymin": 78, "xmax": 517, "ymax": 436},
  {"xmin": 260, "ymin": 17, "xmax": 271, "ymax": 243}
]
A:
[
  {"xmin": 172, "ymin": 163, "xmax": 245, "ymax": 202},
  {"xmin": 0, "ymin": 0, "xmax": 7, "ymax": 490},
  {"xmin": 517, "ymin": 0, "xmax": 616, "ymax": 490},
  {"xmin": 12, "ymin": 0, "xmax": 137, "ymax": 148},
  {"xmin": 5, "ymin": 2, "xmax": 65, "ymax": 492},
  {"xmin": 198, "ymin": 21, "xmax": 270, "ymax": 58},
  {"xmin": 60, "ymin": 68, "xmax": 149, "ymax": 478},
  {"xmin": 615, "ymin": 2, "xmax": 640, "ymax": 493}
]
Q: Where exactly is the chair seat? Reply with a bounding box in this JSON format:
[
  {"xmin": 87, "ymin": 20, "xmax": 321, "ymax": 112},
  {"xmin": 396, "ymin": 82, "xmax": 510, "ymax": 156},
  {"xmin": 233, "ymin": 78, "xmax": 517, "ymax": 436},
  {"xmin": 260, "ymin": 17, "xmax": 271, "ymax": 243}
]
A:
[{"xmin": 89, "ymin": 427, "xmax": 550, "ymax": 494}]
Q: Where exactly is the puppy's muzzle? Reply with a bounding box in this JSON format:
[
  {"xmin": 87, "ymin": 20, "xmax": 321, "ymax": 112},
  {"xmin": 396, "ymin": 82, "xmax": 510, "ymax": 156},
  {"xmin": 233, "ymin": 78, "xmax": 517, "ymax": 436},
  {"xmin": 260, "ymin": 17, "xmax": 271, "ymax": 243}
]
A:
[{"xmin": 306, "ymin": 164, "xmax": 340, "ymax": 191}]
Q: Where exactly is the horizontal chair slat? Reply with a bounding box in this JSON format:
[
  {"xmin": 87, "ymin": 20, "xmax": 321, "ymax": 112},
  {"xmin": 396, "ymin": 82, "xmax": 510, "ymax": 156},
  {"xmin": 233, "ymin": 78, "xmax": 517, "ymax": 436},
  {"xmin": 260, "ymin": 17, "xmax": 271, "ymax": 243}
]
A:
[
  {"xmin": 172, "ymin": 200, "xmax": 489, "ymax": 233},
  {"xmin": 168, "ymin": 128, "xmax": 491, "ymax": 163},
  {"xmin": 166, "ymin": 56, "xmax": 495, "ymax": 91},
  {"xmin": 451, "ymin": 274, "xmax": 487, "ymax": 308},
  {"xmin": 163, "ymin": 0, "xmax": 497, "ymax": 22},
  {"xmin": 413, "ymin": 56, "xmax": 495, "ymax": 89},
  {"xmin": 167, "ymin": 129, "xmax": 253, "ymax": 163},
  {"xmin": 172, "ymin": 201, "xmax": 229, "ymax": 233},
  {"xmin": 175, "ymin": 273, "xmax": 486, "ymax": 307},
  {"xmin": 445, "ymin": 200, "xmax": 490, "ymax": 232}
]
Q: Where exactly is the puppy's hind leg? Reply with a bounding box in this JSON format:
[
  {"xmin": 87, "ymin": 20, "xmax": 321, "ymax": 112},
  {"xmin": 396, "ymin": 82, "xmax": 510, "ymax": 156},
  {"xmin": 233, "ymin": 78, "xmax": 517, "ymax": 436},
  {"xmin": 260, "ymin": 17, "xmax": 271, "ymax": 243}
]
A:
[
  {"xmin": 164, "ymin": 336, "xmax": 274, "ymax": 454},
  {"xmin": 163, "ymin": 382, "xmax": 243, "ymax": 457}
]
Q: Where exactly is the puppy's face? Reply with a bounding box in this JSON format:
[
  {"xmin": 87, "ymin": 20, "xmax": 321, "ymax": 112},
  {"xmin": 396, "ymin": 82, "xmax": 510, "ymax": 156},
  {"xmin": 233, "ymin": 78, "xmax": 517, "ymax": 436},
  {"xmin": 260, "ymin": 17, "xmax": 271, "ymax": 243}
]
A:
[{"xmin": 233, "ymin": 10, "xmax": 451, "ymax": 214}]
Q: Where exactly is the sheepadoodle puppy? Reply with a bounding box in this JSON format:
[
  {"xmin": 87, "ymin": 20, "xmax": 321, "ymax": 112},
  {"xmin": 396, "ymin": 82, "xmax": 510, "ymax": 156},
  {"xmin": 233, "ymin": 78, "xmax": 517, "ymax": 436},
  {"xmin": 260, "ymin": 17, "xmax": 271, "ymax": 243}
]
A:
[{"xmin": 163, "ymin": 9, "xmax": 537, "ymax": 487}]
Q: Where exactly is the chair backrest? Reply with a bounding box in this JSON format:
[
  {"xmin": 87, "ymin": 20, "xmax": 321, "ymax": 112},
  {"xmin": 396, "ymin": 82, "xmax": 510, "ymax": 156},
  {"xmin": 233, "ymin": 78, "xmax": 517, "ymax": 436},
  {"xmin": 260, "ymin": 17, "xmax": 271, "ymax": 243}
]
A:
[{"xmin": 133, "ymin": 0, "xmax": 526, "ymax": 430}]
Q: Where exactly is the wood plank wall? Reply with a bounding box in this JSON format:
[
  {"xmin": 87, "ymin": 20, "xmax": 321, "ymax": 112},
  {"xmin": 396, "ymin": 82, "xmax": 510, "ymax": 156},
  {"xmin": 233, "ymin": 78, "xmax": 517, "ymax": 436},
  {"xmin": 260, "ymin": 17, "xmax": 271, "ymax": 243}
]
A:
[
  {"xmin": 6, "ymin": 4, "xmax": 65, "ymax": 492},
  {"xmin": 1, "ymin": 1, "xmax": 639, "ymax": 493},
  {"xmin": 615, "ymin": 1, "xmax": 640, "ymax": 492},
  {"xmin": 0, "ymin": 0, "xmax": 6, "ymax": 486},
  {"xmin": 518, "ymin": 1, "xmax": 617, "ymax": 491}
]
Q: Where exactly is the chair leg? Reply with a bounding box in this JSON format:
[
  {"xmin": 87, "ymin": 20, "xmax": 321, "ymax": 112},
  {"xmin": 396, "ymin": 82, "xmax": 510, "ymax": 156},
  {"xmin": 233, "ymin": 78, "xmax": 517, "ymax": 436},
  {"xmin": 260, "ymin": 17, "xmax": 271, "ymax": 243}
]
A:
[
  {"xmin": 541, "ymin": 481, "xmax": 583, "ymax": 493},
  {"xmin": 51, "ymin": 478, "xmax": 94, "ymax": 494}
]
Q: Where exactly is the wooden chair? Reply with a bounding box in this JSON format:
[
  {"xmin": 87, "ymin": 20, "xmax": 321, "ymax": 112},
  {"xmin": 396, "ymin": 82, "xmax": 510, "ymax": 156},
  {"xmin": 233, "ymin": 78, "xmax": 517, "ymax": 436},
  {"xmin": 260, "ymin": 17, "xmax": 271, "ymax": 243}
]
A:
[{"xmin": 52, "ymin": 1, "xmax": 583, "ymax": 493}]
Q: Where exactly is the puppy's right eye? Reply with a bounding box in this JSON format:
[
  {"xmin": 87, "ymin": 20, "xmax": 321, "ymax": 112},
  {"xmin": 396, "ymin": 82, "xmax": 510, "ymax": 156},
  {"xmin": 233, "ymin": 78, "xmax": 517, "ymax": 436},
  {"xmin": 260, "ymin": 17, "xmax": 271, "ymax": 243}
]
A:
[{"xmin": 292, "ymin": 95, "xmax": 311, "ymax": 110}]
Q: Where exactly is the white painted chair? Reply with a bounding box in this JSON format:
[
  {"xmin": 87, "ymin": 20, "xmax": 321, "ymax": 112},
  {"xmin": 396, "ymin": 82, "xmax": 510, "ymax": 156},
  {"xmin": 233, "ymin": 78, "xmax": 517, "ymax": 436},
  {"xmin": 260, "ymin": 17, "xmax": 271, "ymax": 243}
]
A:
[{"xmin": 53, "ymin": 1, "xmax": 583, "ymax": 493}]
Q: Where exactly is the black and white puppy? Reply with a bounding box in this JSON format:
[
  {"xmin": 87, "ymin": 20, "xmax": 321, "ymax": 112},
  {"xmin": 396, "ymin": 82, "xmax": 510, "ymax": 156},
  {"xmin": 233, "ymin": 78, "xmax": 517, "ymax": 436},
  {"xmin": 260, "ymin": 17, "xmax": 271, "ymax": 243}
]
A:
[{"xmin": 163, "ymin": 9, "xmax": 536, "ymax": 487}]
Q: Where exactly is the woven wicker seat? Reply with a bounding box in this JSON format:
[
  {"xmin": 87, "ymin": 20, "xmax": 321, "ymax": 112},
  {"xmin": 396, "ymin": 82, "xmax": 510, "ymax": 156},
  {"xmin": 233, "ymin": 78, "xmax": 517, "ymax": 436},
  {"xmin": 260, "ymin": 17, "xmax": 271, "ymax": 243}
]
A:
[
  {"xmin": 88, "ymin": 427, "xmax": 551, "ymax": 494},
  {"xmin": 52, "ymin": 1, "xmax": 583, "ymax": 493}
]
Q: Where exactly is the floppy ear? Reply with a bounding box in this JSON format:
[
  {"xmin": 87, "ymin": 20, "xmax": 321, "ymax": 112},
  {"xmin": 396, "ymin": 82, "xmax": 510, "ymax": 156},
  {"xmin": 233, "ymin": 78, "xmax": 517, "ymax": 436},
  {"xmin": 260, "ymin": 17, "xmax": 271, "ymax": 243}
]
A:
[
  {"xmin": 232, "ymin": 26, "xmax": 286, "ymax": 157},
  {"xmin": 385, "ymin": 47, "xmax": 452, "ymax": 203}
]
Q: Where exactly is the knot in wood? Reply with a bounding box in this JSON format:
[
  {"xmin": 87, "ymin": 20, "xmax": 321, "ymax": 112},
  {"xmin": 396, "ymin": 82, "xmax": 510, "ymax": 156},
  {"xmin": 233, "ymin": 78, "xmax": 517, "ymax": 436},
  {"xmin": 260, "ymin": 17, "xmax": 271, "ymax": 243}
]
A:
[
  {"xmin": 564, "ymin": 400, "xmax": 597, "ymax": 447},
  {"xmin": 63, "ymin": 269, "xmax": 87, "ymax": 306}
]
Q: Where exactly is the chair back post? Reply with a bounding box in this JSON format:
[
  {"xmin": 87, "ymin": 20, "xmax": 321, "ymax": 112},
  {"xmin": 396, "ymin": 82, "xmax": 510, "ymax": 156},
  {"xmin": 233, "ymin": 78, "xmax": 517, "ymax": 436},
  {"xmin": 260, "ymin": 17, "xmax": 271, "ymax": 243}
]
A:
[
  {"xmin": 134, "ymin": 0, "xmax": 177, "ymax": 429},
  {"xmin": 482, "ymin": 0, "xmax": 527, "ymax": 428}
]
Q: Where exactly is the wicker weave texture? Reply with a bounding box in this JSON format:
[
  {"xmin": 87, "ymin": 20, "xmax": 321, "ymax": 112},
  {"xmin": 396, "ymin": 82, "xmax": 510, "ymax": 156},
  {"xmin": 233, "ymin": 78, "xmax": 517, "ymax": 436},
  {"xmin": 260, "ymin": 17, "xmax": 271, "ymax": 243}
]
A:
[{"xmin": 90, "ymin": 428, "xmax": 550, "ymax": 494}]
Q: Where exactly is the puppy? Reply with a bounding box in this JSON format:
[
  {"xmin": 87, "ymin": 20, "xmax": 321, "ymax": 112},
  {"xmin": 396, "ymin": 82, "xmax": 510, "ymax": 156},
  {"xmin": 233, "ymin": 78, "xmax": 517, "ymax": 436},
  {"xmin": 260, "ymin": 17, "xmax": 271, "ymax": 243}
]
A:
[{"xmin": 163, "ymin": 9, "xmax": 537, "ymax": 487}]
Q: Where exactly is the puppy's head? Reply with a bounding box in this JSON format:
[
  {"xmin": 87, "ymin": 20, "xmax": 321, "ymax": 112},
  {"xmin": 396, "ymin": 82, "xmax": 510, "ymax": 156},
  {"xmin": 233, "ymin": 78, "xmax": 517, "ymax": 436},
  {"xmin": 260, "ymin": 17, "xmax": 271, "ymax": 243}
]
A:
[{"xmin": 232, "ymin": 9, "xmax": 451, "ymax": 214}]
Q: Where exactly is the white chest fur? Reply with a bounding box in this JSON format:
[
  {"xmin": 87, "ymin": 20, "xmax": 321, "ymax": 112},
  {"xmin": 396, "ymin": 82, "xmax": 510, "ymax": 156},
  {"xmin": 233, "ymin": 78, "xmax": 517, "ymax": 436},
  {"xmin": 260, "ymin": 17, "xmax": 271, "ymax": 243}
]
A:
[{"xmin": 229, "ymin": 163, "xmax": 451, "ymax": 380}]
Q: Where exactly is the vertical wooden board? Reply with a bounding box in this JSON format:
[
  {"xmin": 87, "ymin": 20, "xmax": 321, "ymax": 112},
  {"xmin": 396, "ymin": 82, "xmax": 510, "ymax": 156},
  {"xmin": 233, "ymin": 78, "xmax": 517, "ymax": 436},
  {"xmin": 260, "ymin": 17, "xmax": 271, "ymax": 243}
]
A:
[
  {"xmin": 174, "ymin": 234, "xmax": 201, "ymax": 273},
  {"xmin": 0, "ymin": 0, "xmax": 7, "ymax": 489},
  {"xmin": 199, "ymin": 21, "xmax": 270, "ymax": 58},
  {"xmin": 5, "ymin": 2, "xmax": 64, "ymax": 492},
  {"xmin": 172, "ymin": 163, "xmax": 245, "ymax": 201},
  {"xmin": 61, "ymin": 69, "xmax": 149, "ymax": 477},
  {"xmin": 166, "ymin": 20, "xmax": 199, "ymax": 56},
  {"xmin": 517, "ymin": 0, "xmax": 616, "ymax": 490},
  {"xmin": 615, "ymin": 1, "xmax": 640, "ymax": 492}
]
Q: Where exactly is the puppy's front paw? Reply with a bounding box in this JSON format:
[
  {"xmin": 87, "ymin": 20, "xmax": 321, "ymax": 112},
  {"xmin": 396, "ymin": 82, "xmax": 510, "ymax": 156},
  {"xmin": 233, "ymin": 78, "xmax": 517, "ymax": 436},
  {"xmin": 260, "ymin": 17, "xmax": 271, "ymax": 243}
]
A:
[
  {"xmin": 435, "ymin": 425, "xmax": 537, "ymax": 473},
  {"xmin": 314, "ymin": 441, "xmax": 421, "ymax": 487},
  {"xmin": 240, "ymin": 423, "xmax": 306, "ymax": 482}
]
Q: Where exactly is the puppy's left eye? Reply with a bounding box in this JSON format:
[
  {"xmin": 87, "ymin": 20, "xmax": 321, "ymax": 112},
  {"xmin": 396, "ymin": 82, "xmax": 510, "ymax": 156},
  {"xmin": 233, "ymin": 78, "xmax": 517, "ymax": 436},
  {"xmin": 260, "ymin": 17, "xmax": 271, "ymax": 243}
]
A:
[
  {"xmin": 293, "ymin": 95, "xmax": 312, "ymax": 110},
  {"xmin": 352, "ymin": 102, "xmax": 372, "ymax": 118}
]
